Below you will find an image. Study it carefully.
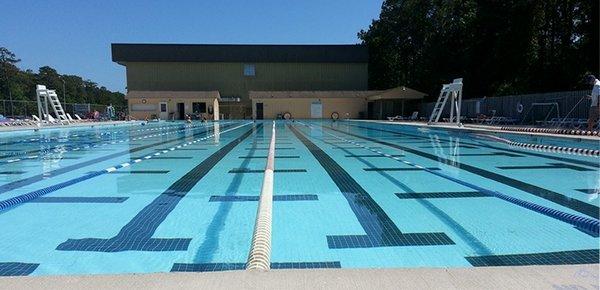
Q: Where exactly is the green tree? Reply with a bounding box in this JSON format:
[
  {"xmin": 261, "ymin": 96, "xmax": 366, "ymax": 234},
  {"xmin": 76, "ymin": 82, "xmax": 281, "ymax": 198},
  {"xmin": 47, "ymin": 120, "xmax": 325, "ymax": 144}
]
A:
[
  {"xmin": 359, "ymin": 0, "xmax": 599, "ymax": 99},
  {"xmin": 0, "ymin": 47, "xmax": 21, "ymax": 98},
  {"xmin": 0, "ymin": 47, "xmax": 126, "ymax": 111}
]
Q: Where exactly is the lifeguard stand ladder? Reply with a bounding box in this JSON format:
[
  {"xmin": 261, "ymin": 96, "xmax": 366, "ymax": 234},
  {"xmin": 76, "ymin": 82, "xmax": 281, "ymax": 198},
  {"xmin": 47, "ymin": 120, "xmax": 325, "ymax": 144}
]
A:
[
  {"xmin": 36, "ymin": 85, "xmax": 70, "ymax": 125},
  {"xmin": 428, "ymin": 78, "xmax": 463, "ymax": 126}
]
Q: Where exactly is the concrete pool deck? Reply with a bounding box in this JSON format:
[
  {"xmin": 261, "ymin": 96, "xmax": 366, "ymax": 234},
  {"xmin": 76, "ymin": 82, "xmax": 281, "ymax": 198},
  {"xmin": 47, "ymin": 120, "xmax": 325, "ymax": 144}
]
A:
[{"xmin": 0, "ymin": 264, "xmax": 597, "ymax": 289}]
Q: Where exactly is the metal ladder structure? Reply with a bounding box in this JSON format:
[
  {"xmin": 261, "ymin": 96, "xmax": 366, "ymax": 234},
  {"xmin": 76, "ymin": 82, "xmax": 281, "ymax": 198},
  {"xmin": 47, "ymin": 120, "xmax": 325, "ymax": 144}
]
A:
[
  {"xmin": 36, "ymin": 85, "xmax": 69, "ymax": 125},
  {"xmin": 428, "ymin": 78, "xmax": 463, "ymax": 126}
]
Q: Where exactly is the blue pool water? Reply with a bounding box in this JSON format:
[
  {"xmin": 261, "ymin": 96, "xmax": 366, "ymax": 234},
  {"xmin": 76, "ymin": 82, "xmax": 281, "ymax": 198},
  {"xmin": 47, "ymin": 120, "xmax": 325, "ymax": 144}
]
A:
[{"xmin": 0, "ymin": 120, "xmax": 597, "ymax": 276}]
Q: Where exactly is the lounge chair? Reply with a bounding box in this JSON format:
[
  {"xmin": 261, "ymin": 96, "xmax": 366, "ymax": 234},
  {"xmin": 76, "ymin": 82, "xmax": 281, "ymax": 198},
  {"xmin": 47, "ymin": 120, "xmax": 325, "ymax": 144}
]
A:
[
  {"xmin": 74, "ymin": 114, "xmax": 89, "ymax": 122},
  {"xmin": 408, "ymin": 111, "xmax": 419, "ymax": 121},
  {"xmin": 66, "ymin": 113, "xmax": 78, "ymax": 123}
]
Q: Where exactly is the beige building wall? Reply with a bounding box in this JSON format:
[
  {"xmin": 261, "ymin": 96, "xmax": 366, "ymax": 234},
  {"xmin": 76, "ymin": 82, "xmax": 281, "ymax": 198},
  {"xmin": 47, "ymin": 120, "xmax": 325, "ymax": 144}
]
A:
[
  {"xmin": 251, "ymin": 98, "xmax": 367, "ymax": 119},
  {"xmin": 128, "ymin": 97, "xmax": 219, "ymax": 120},
  {"xmin": 124, "ymin": 62, "xmax": 368, "ymax": 117}
]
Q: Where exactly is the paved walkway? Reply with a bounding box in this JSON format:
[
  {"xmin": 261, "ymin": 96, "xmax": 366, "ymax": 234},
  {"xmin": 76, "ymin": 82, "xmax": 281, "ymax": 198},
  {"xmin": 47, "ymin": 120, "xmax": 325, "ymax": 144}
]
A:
[{"xmin": 1, "ymin": 264, "xmax": 597, "ymax": 289}]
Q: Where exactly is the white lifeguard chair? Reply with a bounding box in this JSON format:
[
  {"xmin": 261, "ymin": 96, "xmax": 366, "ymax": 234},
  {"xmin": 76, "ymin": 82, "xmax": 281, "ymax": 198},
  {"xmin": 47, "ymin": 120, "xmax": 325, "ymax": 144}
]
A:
[
  {"xmin": 36, "ymin": 85, "xmax": 69, "ymax": 125},
  {"xmin": 428, "ymin": 78, "xmax": 463, "ymax": 126}
]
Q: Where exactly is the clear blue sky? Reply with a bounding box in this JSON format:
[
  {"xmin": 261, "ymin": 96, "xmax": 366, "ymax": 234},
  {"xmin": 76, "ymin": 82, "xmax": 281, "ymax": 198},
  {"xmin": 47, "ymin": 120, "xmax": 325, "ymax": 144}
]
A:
[{"xmin": 1, "ymin": 0, "xmax": 383, "ymax": 93}]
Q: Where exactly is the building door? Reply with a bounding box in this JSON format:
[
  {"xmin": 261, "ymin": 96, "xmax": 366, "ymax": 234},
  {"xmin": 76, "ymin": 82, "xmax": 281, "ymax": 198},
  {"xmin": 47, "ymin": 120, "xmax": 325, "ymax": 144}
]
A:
[
  {"xmin": 159, "ymin": 102, "xmax": 168, "ymax": 120},
  {"xmin": 177, "ymin": 103, "xmax": 185, "ymax": 120},
  {"xmin": 367, "ymin": 102, "xmax": 374, "ymax": 119},
  {"xmin": 256, "ymin": 103, "xmax": 263, "ymax": 120},
  {"xmin": 310, "ymin": 101, "xmax": 323, "ymax": 118}
]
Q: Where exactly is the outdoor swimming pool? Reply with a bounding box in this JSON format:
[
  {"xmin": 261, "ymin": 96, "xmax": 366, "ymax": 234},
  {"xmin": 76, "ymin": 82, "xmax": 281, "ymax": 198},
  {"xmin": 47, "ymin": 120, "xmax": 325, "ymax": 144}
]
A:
[{"xmin": 0, "ymin": 120, "xmax": 598, "ymax": 276}]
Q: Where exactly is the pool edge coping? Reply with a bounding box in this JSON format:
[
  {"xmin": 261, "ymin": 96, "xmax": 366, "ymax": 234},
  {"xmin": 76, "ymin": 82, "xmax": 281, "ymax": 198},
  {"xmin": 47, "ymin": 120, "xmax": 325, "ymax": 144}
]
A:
[{"xmin": 1, "ymin": 264, "xmax": 597, "ymax": 289}]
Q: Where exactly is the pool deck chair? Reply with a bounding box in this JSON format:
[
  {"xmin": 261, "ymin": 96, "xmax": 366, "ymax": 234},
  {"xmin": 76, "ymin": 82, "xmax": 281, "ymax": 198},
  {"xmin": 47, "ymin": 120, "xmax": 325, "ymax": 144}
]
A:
[
  {"xmin": 428, "ymin": 78, "xmax": 463, "ymax": 126},
  {"xmin": 66, "ymin": 113, "xmax": 77, "ymax": 122}
]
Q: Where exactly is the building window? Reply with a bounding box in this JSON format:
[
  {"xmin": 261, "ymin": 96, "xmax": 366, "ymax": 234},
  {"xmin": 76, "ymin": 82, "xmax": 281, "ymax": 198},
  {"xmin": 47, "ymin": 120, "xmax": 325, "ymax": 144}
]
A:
[
  {"xmin": 243, "ymin": 64, "xmax": 255, "ymax": 76},
  {"xmin": 160, "ymin": 103, "xmax": 167, "ymax": 112},
  {"xmin": 192, "ymin": 102, "xmax": 206, "ymax": 113}
]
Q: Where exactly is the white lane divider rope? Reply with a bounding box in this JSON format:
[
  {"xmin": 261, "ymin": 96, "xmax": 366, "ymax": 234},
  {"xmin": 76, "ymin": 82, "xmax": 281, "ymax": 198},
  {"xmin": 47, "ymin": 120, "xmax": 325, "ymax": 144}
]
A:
[
  {"xmin": 473, "ymin": 133, "xmax": 600, "ymax": 157},
  {"xmin": 247, "ymin": 121, "xmax": 275, "ymax": 271}
]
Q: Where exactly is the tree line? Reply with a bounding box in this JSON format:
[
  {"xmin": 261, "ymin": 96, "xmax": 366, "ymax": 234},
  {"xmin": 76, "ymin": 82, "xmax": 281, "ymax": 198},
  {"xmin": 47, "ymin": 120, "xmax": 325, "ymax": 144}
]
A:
[
  {"xmin": 359, "ymin": 0, "xmax": 599, "ymax": 99},
  {"xmin": 0, "ymin": 47, "xmax": 125, "ymax": 108}
]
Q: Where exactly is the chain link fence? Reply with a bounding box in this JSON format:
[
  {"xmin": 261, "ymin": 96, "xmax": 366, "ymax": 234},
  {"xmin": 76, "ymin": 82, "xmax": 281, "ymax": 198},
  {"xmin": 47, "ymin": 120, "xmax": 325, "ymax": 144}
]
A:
[
  {"xmin": 0, "ymin": 99, "xmax": 127, "ymax": 120},
  {"xmin": 421, "ymin": 90, "xmax": 592, "ymax": 125}
]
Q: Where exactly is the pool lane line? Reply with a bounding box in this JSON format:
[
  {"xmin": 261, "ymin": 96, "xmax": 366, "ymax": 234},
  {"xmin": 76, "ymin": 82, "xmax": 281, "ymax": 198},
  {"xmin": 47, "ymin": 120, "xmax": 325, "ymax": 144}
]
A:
[
  {"xmin": 0, "ymin": 122, "xmax": 252, "ymax": 212},
  {"xmin": 316, "ymin": 134, "xmax": 494, "ymax": 256},
  {"xmin": 0, "ymin": 121, "xmax": 192, "ymax": 146},
  {"xmin": 0, "ymin": 122, "xmax": 234, "ymax": 194},
  {"xmin": 343, "ymin": 122, "xmax": 599, "ymax": 168},
  {"xmin": 334, "ymin": 123, "xmax": 600, "ymax": 218},
  {"xmin": 0, "ymin": 121, "xmax": 221, "ymax": 164},
  {"xmin": 0, "ymin": 122, "xmax": 210, "ymax": 163},
  {"xmin": 191, "ymin": 124, "xmax": 265, "ymax": 262},
  {"xmin": 56, "ymin": 123, "xmax": 256, "ymax": 252},
  {"xmin": 289, "ymin": 124, "xmax": 454, "ymax": 248},
  {"xmin": 0, "ymin": 122, "xmax": 215, "ymax": 164},
  {"xmin": 247, "ymin": 121, "xmax": 276, "ymax": 271},
  {"xmin": 307, "ymin": 122, "xmax": 600, "ymax": 236}
]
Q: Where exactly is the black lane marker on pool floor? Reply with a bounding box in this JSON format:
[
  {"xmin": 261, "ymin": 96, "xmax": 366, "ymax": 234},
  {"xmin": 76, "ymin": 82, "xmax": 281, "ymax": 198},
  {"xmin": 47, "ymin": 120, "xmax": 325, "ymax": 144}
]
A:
[
  {"xmin": 316, "ymin": 134, "xmax": 494, "ymax": 255},
  {"xmin": 108, "ymin": 170, "xmax": 170, "ymax": 174},
  {"xmin": 345, "ymin": 123, "xmax": 599, "ymax": 168},
  {"xmin": 0, "ymin": 262, "xmax": 39, "ymax": 276},
  {"xmin": 364, "ymin": 167, "xmax": 441, "ymax": 171},
  {"xmin": 453, "ymin": 152, "xmax": 524, "ymax": 157},
  {"xmin": 131, "ymin": 156, "xmax": 193, "ymax": 160},
  {"xmin": 419, "ymin": 145, "xmax": 478, "ymax": 149},
  {"xmin": 56, "ymin": 126, "xmax": 255, "ymax": 252},
  {"xmin": 0, "ymin": 171, "xmax": 26, "ymax": 175},
  {"xmin": 244, "ymin": 147, "xmax": 295, "ymax": 150},
  {"xmin": 155, "ymin": 148, "xmax": 207, "ymax": 151},
  {"xmin": 576, "ymin": 189, "xmax": 599, "ymax": 194},
  {"xmin": 0, "ymin": 124, "xmax": 231, "ymax": 194},
  {"xmin": 31, "ymin": 197, "xmax": 128, "ymax": 203},
  {"xmin": 171, "ymin": 261, "xmax": 340, "ymax": 272},
  {"xmin": 332, "ymin": 146, "xmax": 382, "ymax": 149},
  {"xmin": 289, "ymin": 125, "xmax": 454, "ymax": 249},
  {"xmin": 466, "ymin": 249, "xmax": 600, "ymax": 266},
  {"xmin": 228, "ymin": 168, "xmax": 307, "ymax": 173},
  {"xmin": 325, "ymin": 125, "xmax": 600, "ymax": 219},
  {"xmin": 238, "ymin": 156, "xmax": 300, "ymax": 159},
  {"xmin": 395, "ymin": 191, "xmax": 488, "ymax": 199},
  {"xmin": 209, "ymin": 194, "xmax": 318, "ymax": 202},
  {"xmin": 497, "ymin": 163, "xmax": 594, "ymax": 172},
  {"xmin": 345, "ymin": 154, "xmax": 405, "ymax": 158}
]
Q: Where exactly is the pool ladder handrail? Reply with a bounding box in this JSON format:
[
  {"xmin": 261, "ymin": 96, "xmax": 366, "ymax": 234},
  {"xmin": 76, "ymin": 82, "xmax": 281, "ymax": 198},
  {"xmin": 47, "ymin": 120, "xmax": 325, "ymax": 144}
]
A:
[{"xmin": 246, "ymin": 121, "xmax": 275, "ymax": 271}]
